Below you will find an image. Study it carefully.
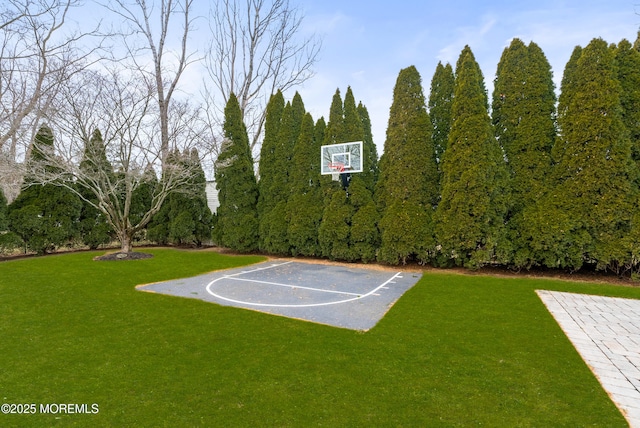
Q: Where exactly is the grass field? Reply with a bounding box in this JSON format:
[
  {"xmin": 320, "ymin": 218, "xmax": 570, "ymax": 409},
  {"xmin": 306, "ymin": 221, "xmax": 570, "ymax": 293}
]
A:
[{"xmin": 1, "ymin": 248, "xmax": 639, "ymax": 427}]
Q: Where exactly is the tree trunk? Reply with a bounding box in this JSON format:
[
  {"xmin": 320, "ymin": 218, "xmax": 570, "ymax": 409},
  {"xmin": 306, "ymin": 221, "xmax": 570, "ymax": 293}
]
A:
[{"xmin": 120, "ymin": 232, "xmax": 133, "ymax": 253}]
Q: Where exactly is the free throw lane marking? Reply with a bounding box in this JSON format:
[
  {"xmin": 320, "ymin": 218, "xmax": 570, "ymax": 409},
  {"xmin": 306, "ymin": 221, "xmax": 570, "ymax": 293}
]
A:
[{"xmin": 224, "ymin": 277, "xmax": 362, "ymax": 296}]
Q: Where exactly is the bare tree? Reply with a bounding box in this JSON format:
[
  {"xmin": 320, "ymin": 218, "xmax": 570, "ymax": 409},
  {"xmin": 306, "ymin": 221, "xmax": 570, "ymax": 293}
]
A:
[
  {"xmin": 29, "ymin": 68, "xmax": 205, "ymax": 253},
  {"xmin": 0, "ymin": 0, "xmax": 104, "ymax": 158},
  {"xmin": 101, "ymin": 0, "xmax": 198, "ymax": 163},
  {"xmin": 0, "ymin": 0, "xmax": 106, "ymax": 204},
  {"xmin": 202, "ymin": 0, "xmax": 321, "ymax": 154}
]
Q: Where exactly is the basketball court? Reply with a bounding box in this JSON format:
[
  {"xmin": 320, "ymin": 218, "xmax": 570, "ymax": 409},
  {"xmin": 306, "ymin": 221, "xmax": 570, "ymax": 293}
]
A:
[{"xmin": 137, "ymin": 260, "xmax": 422, "ymax": 331}]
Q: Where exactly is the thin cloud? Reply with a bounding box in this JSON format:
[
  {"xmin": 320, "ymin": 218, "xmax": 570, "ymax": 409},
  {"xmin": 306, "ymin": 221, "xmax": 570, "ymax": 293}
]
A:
[
  {"xmin": 437, "ymin": 13, "xmax": 498, "ymax": 64},
  {"xmin": 302, "ymin": 11, "xmax": 352, "ymax": 35}
]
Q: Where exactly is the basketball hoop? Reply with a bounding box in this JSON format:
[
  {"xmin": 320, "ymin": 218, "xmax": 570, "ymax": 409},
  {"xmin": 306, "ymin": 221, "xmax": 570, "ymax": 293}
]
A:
[
  {"xmin": 327, "ymin": 161, "xmax": 345, "ymax": 172},
  {"xmin": 320, "ymin": 142, "xmax": 363, "ymax": 189},
  {"xmin": 328, "ymin": 161, "xmax": 345, "ymax": 181}
]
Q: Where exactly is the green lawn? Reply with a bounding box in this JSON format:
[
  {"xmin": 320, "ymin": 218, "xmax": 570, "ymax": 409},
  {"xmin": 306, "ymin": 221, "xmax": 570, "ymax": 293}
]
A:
[{"xmin": 1, "ymin": 249, "xmax": 638, "ymax": 427}]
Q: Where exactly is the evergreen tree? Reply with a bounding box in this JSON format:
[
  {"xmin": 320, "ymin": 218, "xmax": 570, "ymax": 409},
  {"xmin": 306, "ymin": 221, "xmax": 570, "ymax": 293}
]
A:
[
  {"xmin": 214, "ymin": 93, "xmax": 259, "ymax": 252},
  {"xmin": 318, "ymin": 87, "xmax": 379, "ymax": 261},
  {"xmin": 289, "ymin": 113, "xmax": 318, "ymax": 195},
  {"xmin": 257, "ymin": 91, "xmax": 285, "ymax": 250},
  {"xmin": 148, "ymin": 149, "xmax": 212, "ymax": 246},
  {"xmin": 78, "ymin": 129, "xmax": 114, "ymax": 249},
  {"xmin": 376, "ymin": 66, "xmax": 439, "ymax": 264},
  {"xmin": 272, "ymin": 93, "xmax": 305, "ymax": 202},
  {"xmin": 129, "ymin": 166, "xmax": 157, "ymax": 237},
  {"xmin": 314, "ymin": 118, "xmax": 327, "ymax": 183},
  {"xmin": 342, "ymin": 87, "xmax": 363, "ymax": 143},
  {"xmin": 349, "ymin": 176, "xmax": 379, "ymax": 263},
  {"xmin": 428, "ymin": 61, "xmax": 455, "ymax": 165},
  {"xmin": 615, "ymin": 39, "xmax": 640, "ymax": 164},
  {"xmin": 492, "ymin": 39, "xmax": 557, "ymax": 268},
  {"xmin": 146, "ymin": 203, "xmax": 170, "ymax": 245},
  {"xmin": 318, "ymin": 89, "xmax": 349, "ymax": 258},
  {"xmin": 80, "ymin": 128, "xmax": 112, "ymax": 175},
  {"xmin": 434, "ymin": 47, "xmax": 510, "ymax": 268},
  {"xmin": 522, "ymin": 46, "xmax": 585, "ymax": 269},
  {"xmin": 317, "ymin": 89, "xmax": 346, "ymax": 196},
  {"xmin": 0, "ymin": 186, "xmax": 7, "ymax": 231},
  {"xmin": 319, "ymin": 88, "xmax": 357, "ymax": 260},
  {"xmin": 318, "ymin": 189, "xmax": 356, "ymax": 260},
  {"xmin": 323, "ymin": 90, "xmax": 345, "ymax": 148},
  {"xmin": 147, "ymin": 149, "xmax": 181, "ymax": 244},
  {"xmin": 550, "ymin": 38, "xmax": 636, "ymax": 271},
  {"xmin": 556, "ymin": 45, "xmax": 583, "ymax": 133},
  {"xmin": 259, "ymin": 93, "xmax": 305, "ymax": 254},
  {"xmin": 616, "ymin": 37, "xmax": 640, "ymax": 273},
  {"xmin": 357, "ymin": 102, "xmax": 379, "ymax": 188},
  {"xmin": 342, "ymin": 87, "xmax": 379, "ymax": 262},
  {"xmin": 186, "ymin": 148, "xmax": 214, "ymax": 245},
  {"xmin": 257, "ymin": 91, "xmax": 285, "ymax": 209},
  {"xmin": 287, "ymin": 113, "xmax": 325, "ymax": 256},
  {"xmin": 8, "ymin": 125, "xmax": 82, "ymax": 254}
]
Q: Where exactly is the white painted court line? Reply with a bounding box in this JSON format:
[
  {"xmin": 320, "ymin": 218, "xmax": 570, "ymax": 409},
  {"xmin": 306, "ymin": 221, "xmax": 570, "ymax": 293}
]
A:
[
  {"xmin": 206, "ymin": 268, "xmax": 403, "ymax": 308},
  {"xmin": 223, "ymin": 277, "xmax": 362, "ymax": 296},
  {"xmin": 225, "ymin": 260, "xmax": 293, "ymax": 277}
]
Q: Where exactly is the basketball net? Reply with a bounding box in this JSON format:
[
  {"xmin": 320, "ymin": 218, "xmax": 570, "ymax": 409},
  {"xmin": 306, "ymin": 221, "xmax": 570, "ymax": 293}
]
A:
[{"xmin": 328, "ymin": 162, "xmax": 345, "ymax": 181}]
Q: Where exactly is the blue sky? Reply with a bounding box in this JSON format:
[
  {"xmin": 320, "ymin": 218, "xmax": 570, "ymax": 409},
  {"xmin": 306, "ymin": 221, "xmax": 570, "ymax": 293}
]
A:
[
  {"xmin": 293, "ymin": 0, "xmax": 640, "ymax": 152},
  {"xmin": 70, "ymin": 1, "xmax": 639, "ymax": 155}
]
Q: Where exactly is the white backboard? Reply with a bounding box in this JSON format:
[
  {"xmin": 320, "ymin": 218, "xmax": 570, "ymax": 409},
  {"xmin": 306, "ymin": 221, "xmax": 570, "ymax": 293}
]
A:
[{"xmin": 320, "ymin": 141, "xmax": 363, "ymax": 175}]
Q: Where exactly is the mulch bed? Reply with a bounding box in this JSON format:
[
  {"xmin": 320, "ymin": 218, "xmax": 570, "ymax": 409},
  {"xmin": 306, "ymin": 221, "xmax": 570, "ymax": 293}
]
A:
[{"xmin": 93, "ymin": 251, "xmax": 154, "ymax": 261}]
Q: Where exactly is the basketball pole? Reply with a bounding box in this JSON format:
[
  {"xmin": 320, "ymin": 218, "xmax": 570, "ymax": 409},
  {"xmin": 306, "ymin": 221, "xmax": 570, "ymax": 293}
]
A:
[{"xmin": 340, "ymin": 172, "xmax": 352, "ymax": 194}]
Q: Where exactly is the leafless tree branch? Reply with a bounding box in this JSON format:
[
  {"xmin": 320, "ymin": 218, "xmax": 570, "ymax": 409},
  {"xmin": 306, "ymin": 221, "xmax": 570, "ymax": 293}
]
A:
[
  {"xmin": 0, "ymin": 0, "xmax": 107, "ymax": 157},
  {"xmin": 202, "ymin": 0, "xmax": 321, "ymax": 156},
  {"xmin": 100, "ymin": 0, "xmax": 199, "ymax": 164}
]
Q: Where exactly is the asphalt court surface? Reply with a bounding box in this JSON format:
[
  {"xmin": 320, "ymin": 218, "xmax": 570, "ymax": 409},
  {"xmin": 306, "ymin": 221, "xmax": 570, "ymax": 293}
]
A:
[{"xmin": 137, "ymin": 260, "xmax": 422, "ymax": 331}]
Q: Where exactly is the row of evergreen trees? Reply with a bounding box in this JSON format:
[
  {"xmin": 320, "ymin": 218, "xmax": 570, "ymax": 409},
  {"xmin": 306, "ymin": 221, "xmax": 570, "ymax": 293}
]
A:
[
  {"xmin": 0, "ymin": 126, "xmax": 212, "ymax": 255},
  {"xmin": 3, "ymin": 33, "xmax": 639, "ymax": 273},
  {"xmin": 214, "ymin": 34, "xmax": 640, "ymax": 273}
]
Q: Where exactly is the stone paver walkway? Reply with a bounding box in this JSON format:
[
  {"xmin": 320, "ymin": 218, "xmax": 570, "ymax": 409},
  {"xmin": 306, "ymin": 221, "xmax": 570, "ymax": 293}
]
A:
[{"xmin": 537, "ymin": 290, "xmax": 640, "ymax": 427}]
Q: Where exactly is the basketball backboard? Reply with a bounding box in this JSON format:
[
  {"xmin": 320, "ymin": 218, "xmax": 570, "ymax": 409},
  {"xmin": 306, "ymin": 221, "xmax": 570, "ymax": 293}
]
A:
[{"xmin": 320, "ymin": 141, "xmax": 363, "ymax": 175}]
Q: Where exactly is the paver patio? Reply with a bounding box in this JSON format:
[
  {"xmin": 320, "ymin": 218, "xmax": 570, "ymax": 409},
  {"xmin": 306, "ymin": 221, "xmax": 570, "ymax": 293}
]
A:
[{"xmin": 538, "ymin": 290, "xmax": 640, "ymax": 427}]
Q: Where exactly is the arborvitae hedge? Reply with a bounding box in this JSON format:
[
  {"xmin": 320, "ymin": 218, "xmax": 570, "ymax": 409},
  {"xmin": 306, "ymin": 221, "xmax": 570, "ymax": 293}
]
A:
[
  {"xmin": 357, "ymin": 102, "xmax": 379, "ymax": 188},
  {"xmin": 376, "ymin": 66, "xmax": 438, "ymax": 264},
  {"xmin": 343, "ymin": 87, "xmax": 379, "ymax": 262},
  {"xmin": 317, "ymin": 87, "xmax": 378, "ymax": 262},
  {"xmin": 257, "ymin": 92, "xmax": 306, "ymax": 255},
  {"xmin": 551, "ymin": 38, "xmax": 636, "ymax": 271},
  {"xmin": 257, "ymin": 91, "xmax": 285, "ymax": 251},
  {"xmin": 492, "ymin": 39, "xmax": 557, "ymax": 268},
  {"xmin": 556, "ymin": 46, "xmax": 582, "ymax": 127},
  {"xmin": 287, "ymin": 113, "xmax": 324, "ymax": 256},
  {"xmin": 615, "ymin": 39, "xmax": 640, "ymax": 165},
  {"xmin": 318, "ymin": 89, "xmax": 349, "ymax": 257},
  {"xmin": 434, "ymin": 46, "xmax": 510, "ymax": 269},
  {"xmin": 319, "ymin": 189, "xmax": 356, "ymax": 260},
  {"xmin": 428, "ymin": 61, "xmax": 455, "ymax": 166},
  {"xmin": 214, "ymin": 93, "xmax": 259, "ymax": 252}
]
